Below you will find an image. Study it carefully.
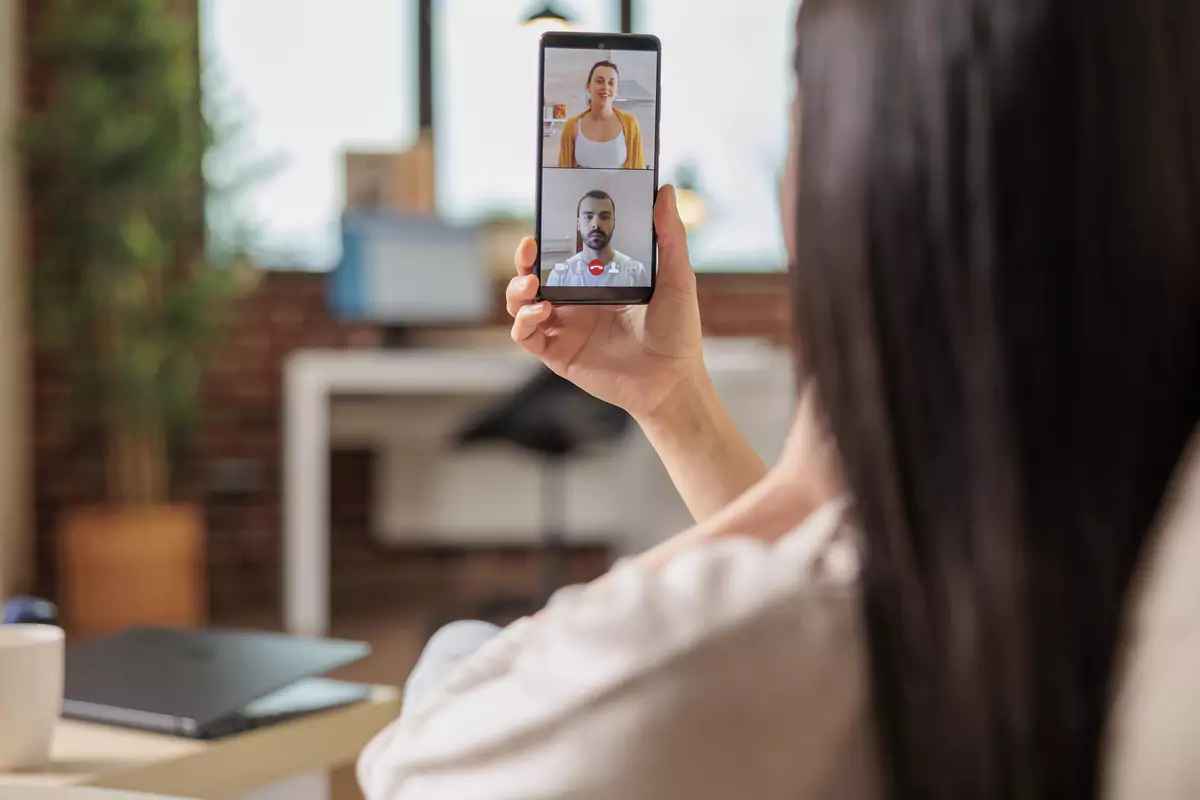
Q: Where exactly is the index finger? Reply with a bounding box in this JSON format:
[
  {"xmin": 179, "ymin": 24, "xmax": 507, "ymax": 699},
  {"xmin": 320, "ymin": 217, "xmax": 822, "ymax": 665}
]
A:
[{"xmin": 513, "ymin": 236, "xmax": 538, "ymax": 277}]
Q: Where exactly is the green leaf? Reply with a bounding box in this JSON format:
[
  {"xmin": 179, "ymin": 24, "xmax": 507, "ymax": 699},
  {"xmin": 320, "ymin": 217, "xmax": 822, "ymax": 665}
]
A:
[{"xmin": 16, "ymin": 0, "xmax": 264, "ymax": 503}]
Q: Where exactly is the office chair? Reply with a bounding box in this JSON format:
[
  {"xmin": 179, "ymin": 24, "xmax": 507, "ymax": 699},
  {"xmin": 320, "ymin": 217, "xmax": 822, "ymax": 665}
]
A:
[{"xmin": 453, "ymin": 367, "xmax": 631, "ymax": 625}]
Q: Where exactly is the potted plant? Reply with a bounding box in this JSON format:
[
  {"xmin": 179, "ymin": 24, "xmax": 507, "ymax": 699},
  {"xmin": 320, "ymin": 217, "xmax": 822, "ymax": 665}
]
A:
[{"xmin": 19, "ymin": 0, "xmax": 253, "ymax": 638}]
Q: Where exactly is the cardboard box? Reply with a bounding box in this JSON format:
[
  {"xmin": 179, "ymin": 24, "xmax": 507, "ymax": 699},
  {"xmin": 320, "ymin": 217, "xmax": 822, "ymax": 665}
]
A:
[{"xmin": 344, "ymin": 134, "xmax": 436, "ymax": 215}]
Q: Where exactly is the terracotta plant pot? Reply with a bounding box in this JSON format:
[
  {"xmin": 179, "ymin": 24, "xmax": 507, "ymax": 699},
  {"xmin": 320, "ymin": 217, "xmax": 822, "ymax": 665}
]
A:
[{"xmin": 58, "ymin": 504, "xmax": 207, "ymax": 639}]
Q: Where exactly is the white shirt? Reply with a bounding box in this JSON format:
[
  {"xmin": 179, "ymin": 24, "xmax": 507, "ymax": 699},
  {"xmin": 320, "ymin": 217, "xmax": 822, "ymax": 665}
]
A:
[
  {"xmin": 358, "ymin": 501, "xmax": 879, "ymax": 800},
  {"xmin": 357, "ymin": 431, "xmax": 1200, "ymax": 800},
  {"xmin": 574, "ymin": 126, "xmax": 628, "ymax": 169},
  {"xmin": 545, "ymin": 250, "xmax": 649, "ymax": 288}
]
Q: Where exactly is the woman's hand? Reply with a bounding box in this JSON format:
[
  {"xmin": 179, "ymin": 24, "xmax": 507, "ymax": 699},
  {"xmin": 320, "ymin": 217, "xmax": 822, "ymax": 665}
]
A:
[{"xmin": 507, "ymin": 185, "xmax": 704, "ymax": 422}]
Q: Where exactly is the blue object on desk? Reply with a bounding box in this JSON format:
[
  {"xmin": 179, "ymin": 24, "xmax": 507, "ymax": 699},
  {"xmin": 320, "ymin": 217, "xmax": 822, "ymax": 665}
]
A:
[
  {"xmin": 1, "ymin": 595, "xmax": 59, "ymax": 625},
  {"xmin": 328, "ymin": 211, "xmax": 491, "ymax": 327}
]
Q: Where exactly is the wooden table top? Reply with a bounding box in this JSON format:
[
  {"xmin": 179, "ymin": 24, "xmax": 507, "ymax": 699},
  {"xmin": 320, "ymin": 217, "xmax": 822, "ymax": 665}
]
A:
[
  {"xmin": 0, "ymin": 685, "xmax": 400, "ymax": 800},
  {"xmin": 0, "ymin": 789, "xmax": 192, "ymax": 799}
]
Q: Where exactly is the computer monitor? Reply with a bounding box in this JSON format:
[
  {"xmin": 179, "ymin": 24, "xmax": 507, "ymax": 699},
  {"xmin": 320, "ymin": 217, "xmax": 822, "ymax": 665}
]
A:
[{"xmin": 328, "ymin": 212, "xmax": 492, "ymax": 339}]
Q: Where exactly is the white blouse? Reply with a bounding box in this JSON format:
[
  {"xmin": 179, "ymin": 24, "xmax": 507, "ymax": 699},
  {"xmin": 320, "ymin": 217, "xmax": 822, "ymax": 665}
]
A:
[
  {"xmin": 357, "ymin": 431, "xmax": 1200, "ymax": 800},
  {"xmin": 358, "ymin": 501, "xmax": 879, "ymax": 800},
  {"xmin": 574, "ymin": 125, "xmax": 628, "ymax": 169}
]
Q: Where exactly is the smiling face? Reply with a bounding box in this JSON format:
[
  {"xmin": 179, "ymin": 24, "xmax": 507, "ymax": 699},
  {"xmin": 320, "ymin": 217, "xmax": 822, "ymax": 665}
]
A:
[
  {"xmin": 587, "ymin": 65, "xmax": 618, "ymax": 110},
  {"xmin": 578, "ymin": 194, "xmax": 615, "ymax": 252}
]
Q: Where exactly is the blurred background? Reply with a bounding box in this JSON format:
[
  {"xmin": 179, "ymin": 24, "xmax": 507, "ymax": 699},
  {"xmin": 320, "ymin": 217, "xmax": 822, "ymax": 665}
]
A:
[{"xmin": 0, "ymin": 0, "xmax": 799, "ymax": 701}]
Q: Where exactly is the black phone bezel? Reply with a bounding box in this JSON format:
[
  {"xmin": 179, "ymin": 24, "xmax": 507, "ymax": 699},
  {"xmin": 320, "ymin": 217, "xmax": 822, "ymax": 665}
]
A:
[{"xmin": 534, "ymin": 31, "xmax": 662, "ymax": 306}]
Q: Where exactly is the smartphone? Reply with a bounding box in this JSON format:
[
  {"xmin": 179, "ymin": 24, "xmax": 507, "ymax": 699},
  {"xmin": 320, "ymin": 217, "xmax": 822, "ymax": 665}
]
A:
[{"xmin": 535, "ymin": 31, "xmax": 662, "ymax": 305}]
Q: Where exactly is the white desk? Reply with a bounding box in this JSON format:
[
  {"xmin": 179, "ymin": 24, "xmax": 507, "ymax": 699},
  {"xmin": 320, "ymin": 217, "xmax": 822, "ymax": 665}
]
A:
[
  {"xmin": 0, "ymin": 791, "xmax": 188, "ymax": 799},
  {"xmin": 283, "ymin": 342, "xmax": 794, "ymax": 638},
  {"xmin": 0, "ymin": 686, "xmax": 400, "ymax": 800}
]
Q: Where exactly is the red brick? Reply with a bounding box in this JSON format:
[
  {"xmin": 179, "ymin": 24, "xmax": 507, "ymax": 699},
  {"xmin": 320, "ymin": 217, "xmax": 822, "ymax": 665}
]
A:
[
  {"xmin": 31, "ymin": 265, "xmax": 797, "ymax": 602},
  {"xmin": 24, "ymin": 0, "xmax": 796, "ymax": 602}
]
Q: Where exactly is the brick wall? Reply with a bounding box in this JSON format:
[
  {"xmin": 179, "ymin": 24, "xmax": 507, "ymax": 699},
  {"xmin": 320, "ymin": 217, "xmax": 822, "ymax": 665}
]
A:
[
  {"xmin": 20, "ymin": 0, "xmax": 795, "ymax": 611},
  {"xmin": 188, "ymin": 274, "xmax": 385, "ymax": 612},
  {"xmin": 696, "ymin": 272, "xmax": 794, "ymax": 342},
  {"xmin": 200, "ymin": 270, "xmax": 790, "ymax": 611},
  {"xmin": 30, "ymin": 267, "xmax": 791, "ymax": 609},
  {"xmin": 29, "ymin": 271, "xmax": 378, "ymax": 607}
]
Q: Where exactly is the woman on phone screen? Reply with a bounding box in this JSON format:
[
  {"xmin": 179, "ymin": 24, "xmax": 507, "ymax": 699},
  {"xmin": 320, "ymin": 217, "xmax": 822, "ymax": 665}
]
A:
[{"xmin": 558, "ymin": 60, "xmax": 647, "ymax": 170}]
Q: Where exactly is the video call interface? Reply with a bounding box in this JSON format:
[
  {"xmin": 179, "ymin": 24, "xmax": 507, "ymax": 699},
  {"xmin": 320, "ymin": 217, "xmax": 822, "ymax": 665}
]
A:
[{"xmin": 540, "ymin": 46, "xmax": 657, "ymax": 288}]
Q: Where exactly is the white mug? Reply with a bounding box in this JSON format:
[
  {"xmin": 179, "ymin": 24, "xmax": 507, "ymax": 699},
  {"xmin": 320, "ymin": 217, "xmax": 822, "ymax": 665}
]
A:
[{"xmin": 0, "ymin": 624, "xmax": 64, "ymax": 771}]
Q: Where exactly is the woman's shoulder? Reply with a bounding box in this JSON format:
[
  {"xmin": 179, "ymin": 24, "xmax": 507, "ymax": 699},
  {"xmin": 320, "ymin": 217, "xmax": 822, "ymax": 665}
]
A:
[
  {"xmin": 417, "ymin": 499, "xmax": 865, "ymax": 719},
  {"xmin": 614, "ymin": 107, "xmax": 641, "ymax": 131},
  {"xmin": 359, "ymin": 501, "xmax": 876, "ymax": 799},
  {"xmin": 530, "ymin": 499, "xmax": 865, "ymax": 683}
]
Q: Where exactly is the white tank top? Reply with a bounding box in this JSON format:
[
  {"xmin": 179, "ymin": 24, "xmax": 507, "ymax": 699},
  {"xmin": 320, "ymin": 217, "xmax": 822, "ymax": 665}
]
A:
[{"xmin": 574, "ymin": 124, "xmax": 628, "ymax": 169}]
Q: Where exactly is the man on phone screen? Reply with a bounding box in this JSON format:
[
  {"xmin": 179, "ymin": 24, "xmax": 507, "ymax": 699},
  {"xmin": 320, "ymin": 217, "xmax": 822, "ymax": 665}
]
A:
[{"xmin": 546, "ymin": 190, "xmax": 649, "ymax": 287}]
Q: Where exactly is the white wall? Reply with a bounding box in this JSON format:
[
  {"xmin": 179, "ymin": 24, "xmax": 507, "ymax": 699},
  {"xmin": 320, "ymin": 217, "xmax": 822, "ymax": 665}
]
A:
[
  {"xmin": 543, "ymin": 47, "xmax": 657, "ymax": 166},
  {"xmin": 539, "ymin": 167, "xmax": 655, "ymax": 272},
  {"xmin": 0, "ymin": 0, "xmax": 30, "ymax": 598}
]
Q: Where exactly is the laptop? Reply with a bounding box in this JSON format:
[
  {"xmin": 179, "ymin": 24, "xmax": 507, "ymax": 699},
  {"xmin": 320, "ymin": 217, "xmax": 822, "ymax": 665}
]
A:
[{"xmin": 63, "ymin": 626, "xmax": 374, "ymax": 739}]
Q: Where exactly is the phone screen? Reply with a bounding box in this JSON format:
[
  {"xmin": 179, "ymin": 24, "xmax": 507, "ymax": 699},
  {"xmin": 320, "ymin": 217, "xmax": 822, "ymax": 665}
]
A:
[{"xmin": 536, "ymin": 33, "xmax": 661, "ymax": 305}]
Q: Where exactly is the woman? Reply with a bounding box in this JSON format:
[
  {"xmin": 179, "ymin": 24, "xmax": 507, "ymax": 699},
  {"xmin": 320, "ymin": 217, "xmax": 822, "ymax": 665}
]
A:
[
  {"xmin": 360, "ymin": 0, "xmax": 1200, "ymax": 797},
  {"xmin": 557, "ymin": 60, "xmax": 647, "ymax": 169}
]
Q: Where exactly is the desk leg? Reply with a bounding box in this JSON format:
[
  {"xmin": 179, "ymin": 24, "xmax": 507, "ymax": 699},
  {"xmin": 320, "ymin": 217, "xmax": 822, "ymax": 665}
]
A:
[
  {"xmin": 285, "ymin": 370, "xmax": 331, "ymax": 638},
  {"xmin": 331, "ymin": 763, "xmax": 364, "ymax": 800}
]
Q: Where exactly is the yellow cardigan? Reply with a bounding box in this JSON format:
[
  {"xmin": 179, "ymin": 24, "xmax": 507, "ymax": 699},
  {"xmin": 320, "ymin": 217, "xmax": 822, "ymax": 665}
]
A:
[{"xmin": 557, "ymin": 108, "xmax": 647, "ymax": 170}]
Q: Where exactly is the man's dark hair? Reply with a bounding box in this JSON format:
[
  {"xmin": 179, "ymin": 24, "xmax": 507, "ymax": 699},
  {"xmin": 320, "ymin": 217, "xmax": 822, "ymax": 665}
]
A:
[
  {"xmin": 577, "ymin": 189, "xmax": 615, "ymax": 218},
  {"xmin": 792, "ymin": 0, "xmax": 1200, "ymax": 798}
]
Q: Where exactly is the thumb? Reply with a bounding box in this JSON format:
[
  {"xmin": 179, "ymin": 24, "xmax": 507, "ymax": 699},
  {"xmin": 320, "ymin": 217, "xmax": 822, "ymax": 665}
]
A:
[{"xmin": 653, "ymin": 184, "xmax": 693, "ymax": 287}]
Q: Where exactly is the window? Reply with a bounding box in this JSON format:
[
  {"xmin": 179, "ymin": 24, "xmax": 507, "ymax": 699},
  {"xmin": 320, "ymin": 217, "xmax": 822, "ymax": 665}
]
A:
[
  {"xmin": 201, "ymin": 1, "xmax": 799, "ymax": 272},
  {"xmin": 200, "ymin": 0, "xmax": 417, "ymax": 269},
  {"xmin": 433, "ymin": 1, "xmax": 619, "ymax": 224},
  {"xmin": 637, "ymin": 0, "xmax": 799, "ymax": 271}
]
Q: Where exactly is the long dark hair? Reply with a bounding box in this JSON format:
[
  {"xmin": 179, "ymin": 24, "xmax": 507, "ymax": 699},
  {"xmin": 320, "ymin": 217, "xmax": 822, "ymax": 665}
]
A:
[{"xmin": 790, "ymin": 0, "xmax": 1200, "ymax": 798}]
